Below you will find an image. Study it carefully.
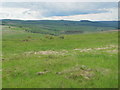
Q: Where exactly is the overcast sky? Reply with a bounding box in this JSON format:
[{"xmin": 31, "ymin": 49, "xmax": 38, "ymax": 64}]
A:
[{"xmin": 0, "ymin": 2, "xmax": 118, "ymax": 21}]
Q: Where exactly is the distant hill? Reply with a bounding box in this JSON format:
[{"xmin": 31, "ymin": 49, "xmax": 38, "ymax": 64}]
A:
[{"xmin": 1, "ymin": 19, "xmax": 118, "ymax": 35}]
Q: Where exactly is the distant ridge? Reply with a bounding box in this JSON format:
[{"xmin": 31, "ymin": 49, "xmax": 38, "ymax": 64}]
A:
[{"xmin": 80, "ymin": 20, "xmax": 92, "ymax": 22}]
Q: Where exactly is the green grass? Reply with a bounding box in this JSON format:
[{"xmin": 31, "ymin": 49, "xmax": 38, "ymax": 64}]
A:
[{"xmin": 2, "ymin": 25, "xmax": 118, "ymax": 88}]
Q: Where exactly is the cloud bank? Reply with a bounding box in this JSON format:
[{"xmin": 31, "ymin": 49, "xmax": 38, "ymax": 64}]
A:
[{"xmin": 0, "ymin": 2, "xmax": 118, "ymax": 21}]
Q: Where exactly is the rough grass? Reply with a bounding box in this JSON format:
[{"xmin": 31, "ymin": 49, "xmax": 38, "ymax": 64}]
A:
[{"xmin": 2, "ymin": 26, "xmax": 118, "ymax": 88}]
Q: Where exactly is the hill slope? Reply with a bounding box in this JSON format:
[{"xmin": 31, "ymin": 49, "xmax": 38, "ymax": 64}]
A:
[{"xmin": 1, "ymin": 19, "xmax": 118, "ymax": 35}]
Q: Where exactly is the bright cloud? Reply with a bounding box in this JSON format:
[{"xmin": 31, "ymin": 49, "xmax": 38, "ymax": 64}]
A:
[{"xmin": 0, "ymin": 7, "xmax": 44, "ymax": 20}]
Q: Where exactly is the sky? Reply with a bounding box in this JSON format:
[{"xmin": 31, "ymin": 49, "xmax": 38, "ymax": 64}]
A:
[{"xmin": 0, "ymin": 2, "xmax": 118, "ymax": 21}]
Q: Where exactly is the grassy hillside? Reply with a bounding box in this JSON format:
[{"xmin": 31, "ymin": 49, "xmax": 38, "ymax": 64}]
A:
[
  {"xmin": 2, "ymin": 25, "xmax": 118, "ymax": 88},
  {"xmin": 2, "ymin": 19, "xmax": 118, "ymax": 35}
]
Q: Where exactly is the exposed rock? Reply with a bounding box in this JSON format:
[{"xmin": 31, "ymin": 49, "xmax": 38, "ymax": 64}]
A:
[
  {"xmin": 37, "ymin": 70, "xmax": 50, "ymax": 75},
  {"xmin": 37, "ymin": 72, "xmax": 45, "ymax": 75},
  {"xmin": 56, "ymin": 72, "xmax": 62, "ymax": 75}
]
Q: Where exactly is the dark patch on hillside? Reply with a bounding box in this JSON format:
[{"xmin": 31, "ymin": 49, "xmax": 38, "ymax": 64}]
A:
[{"xmin": 64, "ymin": 30, "xmax": 84, "ymax": 34}]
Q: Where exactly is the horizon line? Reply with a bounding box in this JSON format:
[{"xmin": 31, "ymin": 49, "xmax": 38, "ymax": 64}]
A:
[{"xmin": 0, "ymin": 19, "xmax": 119, "ymax": 22}]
